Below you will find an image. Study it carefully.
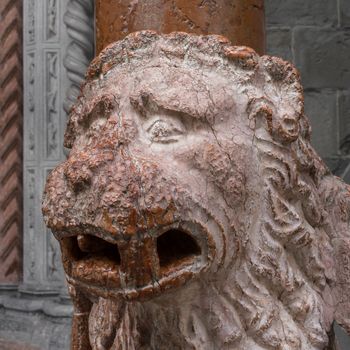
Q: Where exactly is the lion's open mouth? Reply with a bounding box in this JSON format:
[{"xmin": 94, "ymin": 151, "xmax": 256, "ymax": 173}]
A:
[
  {"xmin": 60, "ymin": 227, "xmax": 206, "ymax": 300},
  {"xmin": 157, "ymin": 229, "xmax": 201, "ymax": 270}
]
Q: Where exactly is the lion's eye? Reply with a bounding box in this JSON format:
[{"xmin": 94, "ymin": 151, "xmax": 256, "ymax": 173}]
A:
[{"xmin": 146, "ymin": 118, "xmax": 185, "ymax": 143}]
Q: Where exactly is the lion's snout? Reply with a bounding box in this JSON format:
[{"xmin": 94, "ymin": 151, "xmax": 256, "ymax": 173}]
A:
[{"xmin": 44, "ymin": 148, "xmax": 212, "ymax": 300}]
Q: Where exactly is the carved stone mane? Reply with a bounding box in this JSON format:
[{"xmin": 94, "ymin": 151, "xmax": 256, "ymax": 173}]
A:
[{"xmin": 42, "ymin": 31, "xmax": 350, "ymax": 349}]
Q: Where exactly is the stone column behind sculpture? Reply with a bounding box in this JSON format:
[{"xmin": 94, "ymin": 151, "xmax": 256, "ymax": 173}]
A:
[
  {"xmin": 95, "ymin": 0, "xmax": 265, "ymax": 55},
  {"xmin": 43, "ymin": 31, "xmax": 350, "ymax": 349}
]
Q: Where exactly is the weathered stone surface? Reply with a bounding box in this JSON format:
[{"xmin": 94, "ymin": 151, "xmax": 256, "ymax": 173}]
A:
[
  {"xmin": 266, "ymin": 27, "xmax": 292, "ymax": 61},
  {"xmin": 22, "ymin": 0, "xmax": 94, "ymax": 294},
  {"xmin": 64, "ymin": 0, "xmax": 95, "ymax": 114},
  {"xmin": 42, "ymin": 31, "xmax": 350, "ymax": 349},
  {"xmin": 0, "ymin": 290, "xmax": 73, "ymax": 350},
  {"xmin": 294, "ymin": 28, "xmax": 350, "ymax": 89},
  {"xmin": 265, "ymin": 4, "xmax": 350, "ymax": 188},
  {"xmin": 0, "ymin": 0, "xmax": 23, "ymax": 284},
  {"xmin": 341, "ymin": 163, "xmax": 350, "ymax": 185},
  {"xmin": 95, "ymin": 0, "xmax": 266, "ymax": 55},
  {"xmin": 340, "ymin": 0, "xmax": 350, "ymax": 27},
  {"xmin": 0, "ymin": 338, "xmax": 40, "ymax": 350},
  {"xmin": 339, "ymin": 91, "xmax": 350, "ymax": 153},
  {"xmin": 304, "ymin": 90, "xmax": 338, "ymax": 159},
  {"xmin": 335, "ymin": 323, "xmax": 350, "ymax": 350},
  {"xmin": 265, "ymin": 0, "xmax": 338, "ymax": 26}
]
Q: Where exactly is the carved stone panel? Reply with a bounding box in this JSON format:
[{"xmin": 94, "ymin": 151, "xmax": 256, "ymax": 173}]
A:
[
  {"xmin": 26, "ymin": 52, "xmax": 36, "ymax": 160},
  {"xmin": 22, "ymin": 0, "xmax": 94, "ymax": 293},
  {"xmin": 63, "ymin": 0, "xmax": 95, "ymax": 114},
  {"xmin": 27, "ymin": 0, "xmax": 36, "ymax": 44},
  {"xmin": 45, "ymin": 51, "xmax": 60, "ymax": 160},
  {"xmin": 23, "ymin": 168, "xmax": 38, "ymax": 282},
  {"xmin": 46, "ymin": 0, "xmax": 59, "ymax": 42}
]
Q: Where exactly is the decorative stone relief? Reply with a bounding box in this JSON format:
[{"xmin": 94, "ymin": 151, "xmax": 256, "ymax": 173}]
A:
[
  {"xmin": 22, "ymin": 0, "xmax": 94, "ymax": 293},
  {"xmin": 42, "ymin": 32, "xmax": 350, "ymax": 349},
  {"xmin": 45, "ymin": 51, "xmax": 59, "ymax": 160},
  {"xmin": 27, "ymin": 52, "xmax": 35, "ymax": 160},
  {"xmin": 46, "ymin": 0, "xmax": 58, "ymax": 41},
  {"xmin": 27, "ymin": 0, "xmax": 35, "ymax": 44},
  {"xmin": 25, "ymin": 168, "xmax": 36, "ymax": 280},
  {"xmin": 47, "ymin": 231, "xmax": 64, "ymax": 281},
  {"xmin": 63, "ymin": 0, "xmax": 94, "ymax": 114}
]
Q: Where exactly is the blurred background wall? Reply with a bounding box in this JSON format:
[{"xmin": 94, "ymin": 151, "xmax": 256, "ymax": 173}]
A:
[
  {"xmin": 266, "ymin": 0, "xmax": 350, "ymax": 179},
  {"xmin": 0, "ymin": 0, "xmax": 349, "ymax": 349}
]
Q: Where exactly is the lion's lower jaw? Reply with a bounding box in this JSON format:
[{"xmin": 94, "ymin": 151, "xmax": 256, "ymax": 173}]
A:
[{"xmin": 85, "ymin": 281, "xmax": 327, "ymax": 350}]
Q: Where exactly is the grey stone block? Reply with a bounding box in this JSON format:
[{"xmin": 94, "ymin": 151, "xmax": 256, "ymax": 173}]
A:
[
  {"xmin": 339, "ymin": 91, "xmax": 350, "ymax": 152},
  {"xmin": 294, "ymin": 28, "xmax": 350, "ymax": 89},
  {"xmin": 325, "ymin": 157, "xmax": 345, "ymax": 174},
  {"xmin": 265, "ymin": 0, "xmax": 337, "ymax": 26},
  {"xmin": 0, "ymin": 307, "xmax": 71, "ymax": 350},
  {"xmin": 304, "ymin": 89, "xmax": 338, "ymax": 158},
  {"xmin": 335, "ymin": 322, "xmax": 350, "ymax": 350},
  {"xmin": 340, "ymin": 0, "xmax": 350, "ymax": 27},
  {"xmin": 266, "ymin": 27, "xmax": 292, "ymax": 62},
  {"xmin": 342, "ymin": 163, "xmax": 350, "ymax": 184}
]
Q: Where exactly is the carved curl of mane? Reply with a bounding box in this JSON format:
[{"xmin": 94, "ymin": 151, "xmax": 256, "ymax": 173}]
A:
[{"xmin": 64, "ymin": 31, "xmax": 350, "ymax": 349}]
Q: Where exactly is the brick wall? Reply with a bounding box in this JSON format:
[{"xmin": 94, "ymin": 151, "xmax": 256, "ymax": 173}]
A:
[
  {"xmin": 0, "ymin": 0, "xmax": 22, "ymax": 284},
  {"xmin": 266, "ymin": 0, "xmax": 350, "ymax": 180}
]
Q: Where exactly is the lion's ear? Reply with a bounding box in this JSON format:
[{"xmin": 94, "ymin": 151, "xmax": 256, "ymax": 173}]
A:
[
  {"xmin": 250, "ymin": 55, "xmax": 310, "ymax": 144},
  {"xmin": 247, "ymin": 96, "xmax": 300, "ymax": 144}
]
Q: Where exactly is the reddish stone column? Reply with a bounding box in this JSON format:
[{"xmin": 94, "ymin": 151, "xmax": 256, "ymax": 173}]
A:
[
  {"xmin": 0, "ymin": 0, "xmax": 22, "ymax": 283},
  {"xmin": 95, "ymin": 0, "xmax": 265, "ymax": 55}
]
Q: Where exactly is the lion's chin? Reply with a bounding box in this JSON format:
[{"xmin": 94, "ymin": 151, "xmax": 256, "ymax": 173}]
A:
[{"xmin": 60, "ymin": 228, "xmax": 209, "ymax": 301}]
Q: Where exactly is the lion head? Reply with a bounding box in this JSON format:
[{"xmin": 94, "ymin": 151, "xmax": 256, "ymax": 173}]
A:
[{"xmin": 42, "ymin": 31, "xmax": 350, "ymax": 350}]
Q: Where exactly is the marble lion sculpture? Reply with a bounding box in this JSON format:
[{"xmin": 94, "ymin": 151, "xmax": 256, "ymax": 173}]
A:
[{"xmin": 42, "ymin": 31, "xmax": 350, "ymax": 349}]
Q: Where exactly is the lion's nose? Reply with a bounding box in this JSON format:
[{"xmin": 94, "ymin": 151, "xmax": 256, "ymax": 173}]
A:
[
  {"xmin": 66, "ymin": 229, "xmax": 201, "ymax": 292},
  {"xmin": 64, "ymin": 160, "xmax": 92, "ymax": 192}
]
